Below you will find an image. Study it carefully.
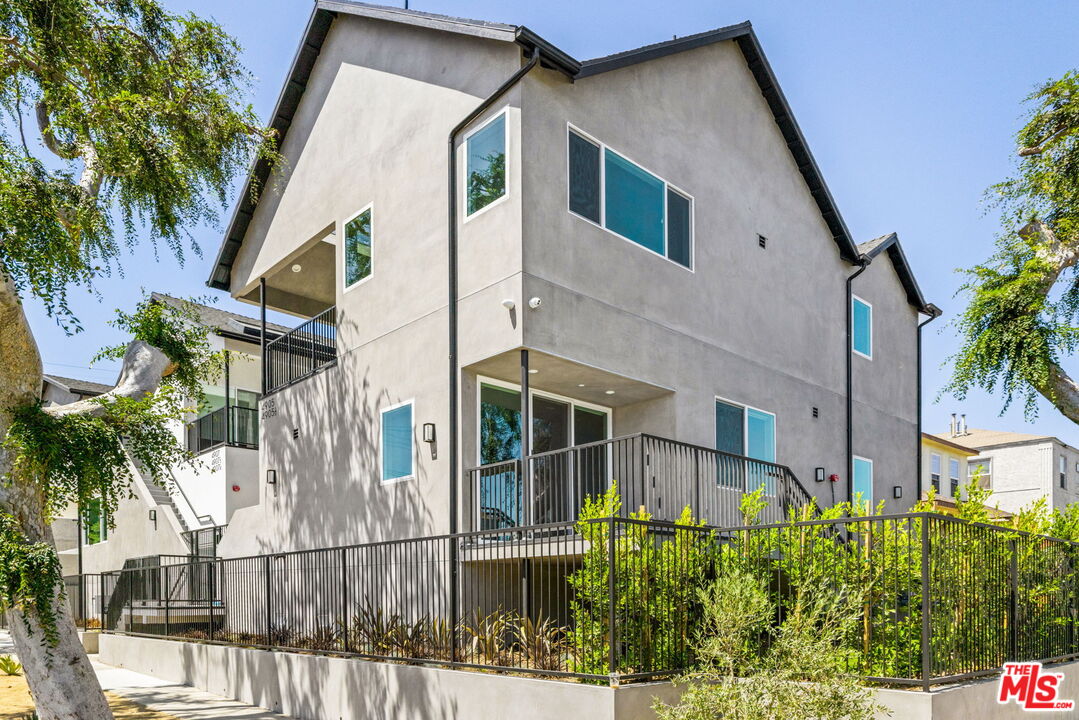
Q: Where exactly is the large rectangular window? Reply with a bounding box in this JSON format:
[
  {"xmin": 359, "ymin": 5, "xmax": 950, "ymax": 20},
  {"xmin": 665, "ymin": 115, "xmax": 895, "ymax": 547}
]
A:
[
  {"xmin": 852, "ymin": 296, "xmax": 872, "ymax": 359},
  {"xmin": 381, "ymin": 402, "xmax": 414, "ymax": 483},
  {"xmin": 853, "ymin": 456, "xmax": 873, "ymax": 509},
  {"xmin": 949, "ymin": 458, "xmax": 960, "ymax": 497},
  {"xmin": 344, "ymin": 207, "xmax": 372, "ymax": 288},
  {"xmin": 716, "ymin": 399, "xmax": 776, "ymax": 491},
  {"xmin": 466, "ymin": 113, "xmax": 506, "ymax": 216},
  {"xmin": 568, "ymin": 128, "xmax": 693, "ymax": 269}
]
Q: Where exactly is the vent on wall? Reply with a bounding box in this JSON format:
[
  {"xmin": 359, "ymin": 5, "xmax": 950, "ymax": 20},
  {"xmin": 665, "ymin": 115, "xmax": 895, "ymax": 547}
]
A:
[
  {"xmin": 292, "ymin": 428, "xmax": 299, "ymax": 440},
  {"xmin": 812, "ymin": 407, "xmax": 819, "ymax": 419},
  {"xmin": 758, "ymin": 235, "xmax": 767, "ymax": 249}
]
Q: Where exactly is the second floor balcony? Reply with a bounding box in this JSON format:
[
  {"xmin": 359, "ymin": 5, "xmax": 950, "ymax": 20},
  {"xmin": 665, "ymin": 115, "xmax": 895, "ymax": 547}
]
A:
[
  {"xmin": 185, "ymin": 405, "xmax": 259, "ymax": 454},
  {"xmin": 263, "ymin": 306, "xmax": 337, "ymax": 394},
  {"xmin": 464, "ymin": 433, "xmax": 813, "ymax": 532}
]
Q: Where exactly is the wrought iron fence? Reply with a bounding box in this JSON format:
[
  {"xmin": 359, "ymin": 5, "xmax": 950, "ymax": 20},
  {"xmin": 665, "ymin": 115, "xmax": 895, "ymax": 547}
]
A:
[
  {"xmin": 185, "ymin": 406, "xmax": 259, "ymax": 454},
  {"xmin": 183, "ymin": 525, "xmax": 226, "ymax": 559},
  {"xmin": 263, "ymin": 306, "xmax": 336, "ymax": 394},
  {"xmin": 63, "ymin": 573, "xmax": 108, "ymax": 631},
  {"xmin": 90, "ymin": 512, "xmax": 1079, "ymax": 688},
  {"xmin": 465, "ymin": 433, "xmax": 813, "ymax": 531}
]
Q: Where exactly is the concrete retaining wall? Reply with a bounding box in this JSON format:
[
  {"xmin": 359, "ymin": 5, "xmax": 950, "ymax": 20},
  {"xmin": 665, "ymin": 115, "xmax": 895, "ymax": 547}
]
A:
[
  {"xmin": 100, "ymin": 634, "xmax": 1079, "ymax": 719},
  {"xmin": 99, "ymin": 634, "xmax": 680, "ymax": 720}
]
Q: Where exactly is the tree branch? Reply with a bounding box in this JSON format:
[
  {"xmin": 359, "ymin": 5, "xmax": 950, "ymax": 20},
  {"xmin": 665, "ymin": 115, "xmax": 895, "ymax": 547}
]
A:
[
  {"xmin": 43, "ymin": 340, "xmax": 175, "ymax": 418},
  {"xmin": 1036, "ymin": 364, "xmax": 1079, "ymax": 426},
  {"xmin": 34, "ymin": 102, "xmax": 80, "ymax": 161},
  {"xmin": 1018, "ymin": 124, "xmax": 1072, "ymax": 157}
]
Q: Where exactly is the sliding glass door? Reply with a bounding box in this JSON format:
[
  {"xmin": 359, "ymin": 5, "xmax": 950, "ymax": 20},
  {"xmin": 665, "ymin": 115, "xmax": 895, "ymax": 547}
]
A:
[{"xmin": 716, "ymin": 399, "xmax": 777, "ymax": 493}]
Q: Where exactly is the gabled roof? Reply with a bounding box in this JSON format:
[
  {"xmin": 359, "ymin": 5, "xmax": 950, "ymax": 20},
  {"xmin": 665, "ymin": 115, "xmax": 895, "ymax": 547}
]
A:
[
  {"xmin": 150, "ymin": 293, "xmax": 291, "ymax": 338},
  {"xmin": 937, "ymin": 428, "xmax": 1060, "ymax": 452},
  {"xmin": 856, "ymin": 233, "xmax": 935, "ymax": 315},
  {"xmin": 43, "ymin": 375, "xmax": 113, "ymax": 397},
  {"xmin": 208, "ymin": 1, "xmax": 926, "ymax": 312},
  {"xmin": 921, "ymin": 432, "xmax": 979, "ymax": 456}
]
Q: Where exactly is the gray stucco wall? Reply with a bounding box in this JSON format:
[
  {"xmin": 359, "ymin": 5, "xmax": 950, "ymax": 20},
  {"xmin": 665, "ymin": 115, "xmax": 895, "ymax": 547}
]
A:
[
  {"xmin": 221, "ymin": 13, "xmax": 924, "ymax": 553},
  {"xmin": 519, "ymin": 41, "xmax": 919, "ymax": 511}
]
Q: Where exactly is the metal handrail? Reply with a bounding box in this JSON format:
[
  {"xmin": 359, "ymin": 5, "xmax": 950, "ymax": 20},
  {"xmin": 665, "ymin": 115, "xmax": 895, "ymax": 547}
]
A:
[{"xmin": 263, "ymin": 306, "xmax": 337, "ymax": 394}]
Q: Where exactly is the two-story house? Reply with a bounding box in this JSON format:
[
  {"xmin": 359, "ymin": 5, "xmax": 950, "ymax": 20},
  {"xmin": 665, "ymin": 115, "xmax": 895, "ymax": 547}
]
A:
[
  {"xmin": 934, "ymin": 422, "xmax": 1079, "ymax": 515},
  {"xmin": 54, "ymin": 294, "xmax": 272, "ymax": 578},
  {"xmin": 206, "ymin": 1, "xmax": 936, "ymax": 557}
]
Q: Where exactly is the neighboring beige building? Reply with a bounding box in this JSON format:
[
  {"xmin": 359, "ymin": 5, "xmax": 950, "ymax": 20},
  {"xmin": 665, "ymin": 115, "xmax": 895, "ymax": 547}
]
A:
[
  {"xmin": 931, "ymin": 424, "xmax": 1079, "ymax": 515},
  {"xmin": 920, "ymin": 432, "xmax": 979, "ymax": 501}
]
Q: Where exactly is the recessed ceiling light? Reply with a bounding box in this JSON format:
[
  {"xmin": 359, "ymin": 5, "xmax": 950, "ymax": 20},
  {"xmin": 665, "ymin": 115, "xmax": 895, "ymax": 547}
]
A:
[
  {"xmin": 291, "ymin": 264, "xmax": 302, "ymax": 273},
  {"xmin": 528, "ymin": 369, "xmax": 538, "ymax": 374},
  {"xmin": 577, "ymin": 383, "xmax": 586, "ymax": 387},
  {"xmin": 605, "ymin": 390, "xmax": 615, "ymax": 395}
]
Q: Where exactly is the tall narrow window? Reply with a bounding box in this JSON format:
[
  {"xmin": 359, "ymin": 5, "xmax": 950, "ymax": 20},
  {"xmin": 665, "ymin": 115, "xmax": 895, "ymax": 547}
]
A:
[
  {"xmin": 969, "ymin": 458, "xmax": 992, "ymax": 489},
  {"xmin": 853, "ymin": 456, "xmax": 873, "ymax": 508},
  {"xmin": 381, "ymin": 402, "xmax": 414, "ymax": 482},
  {"xmin": 466, "ymin": 113, "xmax": 506, "ymax": 216},
  {"xmin": 82, "ymin": 498, "xmax": 108, "ymax": 545},
  {"xmin": 1061, "ymin": 455, "xmax": 1068, "ymax": 489},
  {"xmin": 852, "ymin": 296, "xmax": 872, "ymax": 358},
  {"xmin": 949, "ymin": 458, "xmax": 960, "ymax": 497},
  {"xmin": 344, "ymin": 207, "xmax": 372, "ymax": 288},
  {"xmin": 930, "ymin": 453, "xmax": 941, "ymax": 492},
  {"xmin": 568, "ymin": 128, "xmax": 693, "ymax": 268},
  {"xmin": 568, "ymin": 131, "xmax": 601, "ymax": 223}
]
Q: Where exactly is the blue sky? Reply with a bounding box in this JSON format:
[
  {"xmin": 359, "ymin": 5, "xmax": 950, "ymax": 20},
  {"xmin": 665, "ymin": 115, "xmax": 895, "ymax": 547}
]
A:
[{"xmin": 27, "ymin": 0, "xmax": 1079, "ymax": 441}]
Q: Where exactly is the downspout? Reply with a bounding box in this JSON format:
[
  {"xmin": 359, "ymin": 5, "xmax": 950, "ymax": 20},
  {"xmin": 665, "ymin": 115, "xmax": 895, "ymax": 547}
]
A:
[
  {"xmin": 846, "ymin": 256, "xmax": 870, "ymax": 506},
  {"xmin": 259, "ymin": 278, "xmax": 267, "ymax": 395},
  {"xmin": 916, "ymin": 305, "xmax": 943, "ymax": 502},
  {"xmin": 447, "ymin": 47, "xmax": 543, "ymax": 659}
]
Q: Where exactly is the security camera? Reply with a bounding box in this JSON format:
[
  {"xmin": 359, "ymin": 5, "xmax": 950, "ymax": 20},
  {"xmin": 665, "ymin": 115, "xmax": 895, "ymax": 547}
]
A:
[
  {"xmin": 501, "ymin": 299, "xmax": 516, "ymax": 310},
  {"xmin": 528, "ymin": 297, "xmax": 542, "ymax": 310}
]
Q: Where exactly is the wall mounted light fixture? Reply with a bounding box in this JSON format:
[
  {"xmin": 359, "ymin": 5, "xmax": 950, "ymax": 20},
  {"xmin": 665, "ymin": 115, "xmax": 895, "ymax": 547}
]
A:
[
  {"xmin": 423, "ymin": 423, "xmax": 436, "ymax": 444},
  {"xmin": 814, "ymin": 467, "xmax": 825, "ymax": 483},
  {"xmin": 266, "ymin": 469, "xmax": 278, "ymax": 497},
  {"xmin": 148, "ymin": 509, "xmax": 157, "ymax": 530},
  {"xmin": 893, "ymin": 486, "xmax": 903, "ymax": 499}
]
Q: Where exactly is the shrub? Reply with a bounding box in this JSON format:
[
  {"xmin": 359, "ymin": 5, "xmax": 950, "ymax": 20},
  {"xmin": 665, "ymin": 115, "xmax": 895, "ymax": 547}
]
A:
[{"xmin": 0, "ymin": 654, "xmax": 22, "ymax": 675}]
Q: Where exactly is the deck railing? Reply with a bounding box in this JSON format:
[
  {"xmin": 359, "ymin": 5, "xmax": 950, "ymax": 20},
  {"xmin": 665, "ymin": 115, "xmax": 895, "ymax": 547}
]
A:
[
  {"xmin": 263, "ymin": 306, "xmax": 336, "ymax": 394},
  {"xmin": 89, "ymin": 512, "xmax": 1079, "ymax": 687},
  {"xmin": 465, "ymin": 433, "xmax": 813, "ymax": 531},
  {"xmin": 184, "ymin": 406, "xmax": 259, "ymax": 454}
]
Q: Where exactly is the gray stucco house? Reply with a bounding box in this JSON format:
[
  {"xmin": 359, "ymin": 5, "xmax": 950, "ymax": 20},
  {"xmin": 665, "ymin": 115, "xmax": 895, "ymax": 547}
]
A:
[{"xmin": 207, "ymin": 0, "xmax": 937, "ymax": 556}]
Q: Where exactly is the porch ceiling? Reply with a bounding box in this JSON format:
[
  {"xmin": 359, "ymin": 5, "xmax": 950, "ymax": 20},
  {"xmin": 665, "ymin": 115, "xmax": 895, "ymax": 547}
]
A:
[
  {"xmin": 237, "ymin": 237, "xmax": 335, "ymax": 318},
  {"xmin": 467, "ymin": 349, "xmax": 671, "ymax": 408}
]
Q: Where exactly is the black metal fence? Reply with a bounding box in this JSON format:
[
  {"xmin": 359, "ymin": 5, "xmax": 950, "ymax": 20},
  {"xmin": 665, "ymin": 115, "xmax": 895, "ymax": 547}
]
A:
[
  {"xmin": 63, "ymin": 573, "xmax": 108, "ymax": 630},
  {"xmin": 465, "ymin": 434, "xmax": 813, "ymax": 531},
  {"xmin": 185, "ymin": 405, "xmax": 259, "ymax": 453},
  {"xmin": 90, "ymin": 512, "xmax": 1079, "ymax": 688},
  {"xmin": 263, "ymin": 306, "xmax": 336, "ymax": 394},
  {"xmin": 183, "ymin": 525, "xmax": 226, "ymax": 559}
]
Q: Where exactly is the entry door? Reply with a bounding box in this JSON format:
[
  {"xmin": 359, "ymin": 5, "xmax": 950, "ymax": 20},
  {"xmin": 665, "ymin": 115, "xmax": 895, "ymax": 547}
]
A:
[{"xmin": 531, "ymin": 396, "xmax": 571, "ymax": 524}]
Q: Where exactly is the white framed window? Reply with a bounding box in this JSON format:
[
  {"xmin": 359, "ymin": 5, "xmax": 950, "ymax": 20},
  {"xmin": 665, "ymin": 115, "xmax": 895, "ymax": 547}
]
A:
[
  {"xmin": 567, "ymin": 124, "xmax": 693, "ymax": 270},
  {"xmin": 852, "ymin": 295, "xmax": 872, "ymax": 359},
  {"xmin": 82, "ymin": 498, "xmax": 108, "ymax": 545},
  {"xmin": 949, "ymin": 458, "xmax": 960, "ymax": 497},
  {"xmin": 715, "ymin": 397, "xmax": 777, "ymax": 494},
  {"xmin": 380, "ymin": 400, "xmax": 414, "ymax": 483},
  {"xmin": 464, "ymin": 110, "xmax": 508, "ymax": 218},
  {"xmin": 969, "ymin": 458, "xmax": 992, "ymax": 489},
  {"xmin": 853, "ymin": 456, "xmax": 874, "ymax": 509},
  {"xmin": 930, "ymin": 453, "xmax": 942, "ymax": 493},
  {"xmin": 342, "ymin": 204, "xmax": 373, "ymax": 290},
  {"xmin": 1061, "ymin": 455, "xmax": 1068, "ymax": 490}
]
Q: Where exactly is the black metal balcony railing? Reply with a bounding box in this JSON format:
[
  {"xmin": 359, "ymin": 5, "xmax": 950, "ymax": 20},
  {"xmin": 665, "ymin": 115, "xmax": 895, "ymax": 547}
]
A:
[
  {"xmin": 263, "ymin": 306, "xmax": 337, "ymax": 394},
  {"xmin": 465, "ymin": 433, "xmax": 813, "ymax": 532},
  {"xmin": 185, "ymin": 406, "xmax": 259, "ymax": 454}
]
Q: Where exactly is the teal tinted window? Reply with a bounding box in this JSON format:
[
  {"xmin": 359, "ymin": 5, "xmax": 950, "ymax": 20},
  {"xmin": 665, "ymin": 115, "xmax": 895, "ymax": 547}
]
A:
[
  {"xmin": 852, "ymin": 297, "xmax": 872, "ymax": 357},
  {"xmin": 667, "ymin": 189, "xmax": 691, "ymax": 268},
  {"xmin": 604, "ymin": 149, "xmax": 665, "ymax": 255},
  {"xmin": 344, "ymin": 209, "xmax": 372, "ymax": 287},
  {"xmin": 381, "ymin": 403, "xmax": 413, "ymax": 481},
  {"xmin": 746, "ymin": 409, "xmax": 775, "ymax": 463},
  {"xmin": 569, "ymin": 131, "xmax": 601, "ymax": 223},
  {"xmin": 715, "ymin": 401, "xmax": 744, "ymax": 456},
  {"xmin": 467, "ymin": 114, "xmax": 506, "ymax": 215},
  {"xmin": 853, "ymin": 457, "xmax": 873, "ymax": 508}
]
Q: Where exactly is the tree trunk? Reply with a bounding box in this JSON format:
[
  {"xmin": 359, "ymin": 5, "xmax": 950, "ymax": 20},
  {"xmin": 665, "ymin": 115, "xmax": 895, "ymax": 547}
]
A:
[{"xmin": 0, "ymin": 276, "xmax": 115, "ymax": 720}]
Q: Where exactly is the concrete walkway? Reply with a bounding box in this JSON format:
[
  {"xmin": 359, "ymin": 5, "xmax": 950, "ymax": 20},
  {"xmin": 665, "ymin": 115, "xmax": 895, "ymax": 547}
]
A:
[{"xmin": 0, "ymin": 630, "xmax": 292, "ymax": 719}]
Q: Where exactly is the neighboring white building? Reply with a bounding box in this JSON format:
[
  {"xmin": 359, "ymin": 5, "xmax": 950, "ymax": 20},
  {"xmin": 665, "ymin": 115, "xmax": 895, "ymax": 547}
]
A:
[
  {"xmin": 931, "ymin": 425, "xmax": 1079, "ymax": 515},
  {"xmin": 49, "ymin": 294, "xmax": 282, "ymax": 576}
]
